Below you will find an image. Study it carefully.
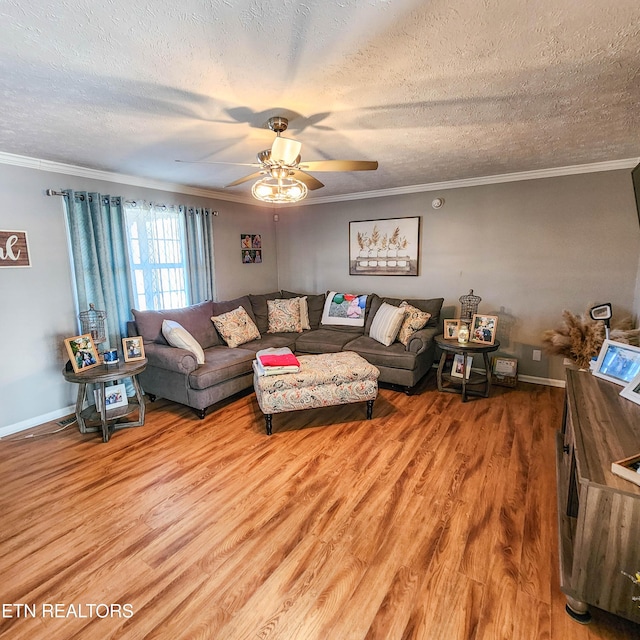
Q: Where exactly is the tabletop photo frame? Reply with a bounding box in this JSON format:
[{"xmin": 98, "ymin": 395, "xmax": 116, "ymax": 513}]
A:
[
  {"xmin": 620, "ymin": 371, "xmax": 640, "ymax": 405},
  {"xmin": 122, "ymin": 336, "xmax": 146, "ymax": 362},
  {"xmin": 470, "ymin": 314, "xmax": 498, "ymax": 345},
  {"xmin": 64, "ymin": 334, "xmax": 100, "ymax": 373},
  {"xmin": 592, "ymin": 339, "xmax": 640, "ymax": 386},
  {"xmin": 443, "ymin": 319, "xmax": 461, "ymax": 340}
]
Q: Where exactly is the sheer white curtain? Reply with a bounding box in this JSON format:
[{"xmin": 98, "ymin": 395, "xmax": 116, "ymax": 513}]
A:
[{"xmin": 123, "ymin": 201, "xmax": 215, "ymax": 310}]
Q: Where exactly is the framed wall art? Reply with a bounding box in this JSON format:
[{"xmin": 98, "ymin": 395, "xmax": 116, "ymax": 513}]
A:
[
  {"xmin": 593, "ymin": 339, "xmax": 640, "ymax": 386},
  {"xmin": 241, "ymin": 234, "xmax": 262, "ymax": 263},
  {"xmin": 349, "ymin": 217, "xmax": 420, "ymax": 276},
  {"xmin": 470, "ymin": 314, "xmax": 498, "ymax": 345},
  {"xmin": 64, "ymin": 334, "xmax": 100, "ymax": 373}
]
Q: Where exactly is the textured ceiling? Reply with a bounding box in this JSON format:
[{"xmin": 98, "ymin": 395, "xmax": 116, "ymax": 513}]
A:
[{"xmin": 1, "ymin": 0, "xmax": 639, "ymax": 202}]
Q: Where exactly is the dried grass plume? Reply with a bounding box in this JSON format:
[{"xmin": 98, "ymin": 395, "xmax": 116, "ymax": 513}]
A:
[{"xmin": 542, "ymin": 309, "xmax": 640, "ymax": 369}]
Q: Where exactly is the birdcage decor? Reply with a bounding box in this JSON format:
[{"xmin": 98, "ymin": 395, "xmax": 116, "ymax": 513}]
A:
[
  {"xmin": 78, "ymin": 303, "xmax": 107, "ymax": 346},
  {"xmin": 459, "ymin": 289, "xmax": 481, "ymax": 323}
]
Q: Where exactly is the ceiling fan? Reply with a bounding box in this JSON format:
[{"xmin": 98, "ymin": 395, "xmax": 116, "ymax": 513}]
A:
[{"xmin": 177, "ymin": 116, "xmax": 378, "ymax": 203}]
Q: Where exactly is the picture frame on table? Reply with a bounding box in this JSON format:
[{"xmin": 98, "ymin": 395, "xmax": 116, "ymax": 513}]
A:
[
  {"xmin": 592, "ymin": 339, "xmax": 640, "ymax": 387},
  {"xmin": 611, "ymin": 452, "xmax": 640, "ymax": 488},
  {"xmin": 470, "ymin": 314, "xmax": 498, "ymax": 345},
  {"xmin": 122, "ymin": 336, "xmax": 145, "ymax": 362},
  {"xmin": 451, "ymin": 354, "xmax": 473, "ymax": 379},
  {"xmin": 94, "ymin": 383, "xmax": 128, "ymax": 412},
  {"xmin": 619, "ymin": 371, "xmax": 640, "ymax": 405},
  {"xmin": 443, "ymin": 319, "xmax": 461, "ymax": 340},
  {"xmin": 64, "ymin": 334, "xmax": 100, "ymax": 374}
]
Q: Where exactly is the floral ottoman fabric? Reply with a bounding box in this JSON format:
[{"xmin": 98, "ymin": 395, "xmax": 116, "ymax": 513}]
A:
[{"xmin": 253, "ymin": 351, "xmax": 379, "ymax": 415}]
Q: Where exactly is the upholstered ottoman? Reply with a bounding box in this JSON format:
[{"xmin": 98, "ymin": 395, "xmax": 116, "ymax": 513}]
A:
[{"xmin": 253, "ymin": 351, "xmax": 380, "ymax": 435}]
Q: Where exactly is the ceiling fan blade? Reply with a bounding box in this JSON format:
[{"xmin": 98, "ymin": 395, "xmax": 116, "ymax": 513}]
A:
[
  {"xmin": 298, "ymin": 160, "xmax": 378, "ymax": 172},
  {"xmin": 225, "ymin": 170, "xmax": 266, "ymax": 188},
  {"xmin": 271, "ymin": 137, "xmax": 302, "ymax": 165},
  {"xmin": 291, "ymin": 170, "xmax": 324, "ymax": 190},
  {"xmin": 175, "ymin": 159, "xmax": 260, "ymax": 167}
]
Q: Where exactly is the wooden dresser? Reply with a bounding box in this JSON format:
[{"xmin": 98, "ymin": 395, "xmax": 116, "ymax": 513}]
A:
[{"xmin": 557, "ymin": 368, "xmax": 640, "ymax": 624}]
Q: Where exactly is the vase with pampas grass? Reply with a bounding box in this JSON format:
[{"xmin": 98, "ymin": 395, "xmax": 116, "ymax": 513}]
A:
[{"xmin": 542, "ymin": 309, "xmax": 640, "ymax": 369}]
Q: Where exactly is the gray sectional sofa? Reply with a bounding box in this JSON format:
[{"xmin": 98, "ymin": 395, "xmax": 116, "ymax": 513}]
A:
[{"xmin": 128, "ymin": 291, "xmax": 443, "ymax": 418}]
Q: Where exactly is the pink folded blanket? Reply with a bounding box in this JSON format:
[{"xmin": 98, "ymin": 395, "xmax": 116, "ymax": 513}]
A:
[{"xmin": 259, "ymin": 353, "xmax": 301, "ymax": 367}]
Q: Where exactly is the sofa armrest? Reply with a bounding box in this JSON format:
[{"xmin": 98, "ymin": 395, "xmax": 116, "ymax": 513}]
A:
[
  {"xmin": 405, "ymin": 326, "xmax": 440, "ymax": 354},
  {"xmin": 143, "ymin": 342, "xmax": 198, "ymax": 374}
]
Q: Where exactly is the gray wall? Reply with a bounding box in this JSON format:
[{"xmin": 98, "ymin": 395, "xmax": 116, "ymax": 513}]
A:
[
  {"xmin": 276, "ymin": 170, "xmax": 640, "ymax": 382},
  {"xmin": 0, "ymin": 163, "xmax": 277, "ymax": 434},
  {"xmin": 2, "ymin": 162, "xmax": 639, "ymax": 434}
]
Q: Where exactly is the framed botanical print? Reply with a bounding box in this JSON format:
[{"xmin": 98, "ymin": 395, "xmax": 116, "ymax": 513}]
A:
[{"xmin": 349, "ymin": 217, "xmax": 420, "ymax": 275}]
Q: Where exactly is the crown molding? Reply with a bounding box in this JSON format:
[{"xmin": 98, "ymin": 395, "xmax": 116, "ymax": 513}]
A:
[
  {"xmin": 301, "ymin": 157, "xmax": 640, "ymax": 206},
  {"xmin": 0, "ymin": 151, "xmax": 637, "ymax": 207},
  {"xmin": 0, "ymin": 151, "xmax": 253, "ymax": 204}
]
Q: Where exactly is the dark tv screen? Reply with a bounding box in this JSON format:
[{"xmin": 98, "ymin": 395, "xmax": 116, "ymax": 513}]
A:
[{"xmin": 633, "ymin": 162, "xmax": 640, "ymax": 226}]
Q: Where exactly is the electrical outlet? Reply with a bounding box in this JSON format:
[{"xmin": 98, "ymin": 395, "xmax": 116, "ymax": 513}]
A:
[{"xmin": 532, "ymin": 349, "xmax": 541, "ymax": 361}]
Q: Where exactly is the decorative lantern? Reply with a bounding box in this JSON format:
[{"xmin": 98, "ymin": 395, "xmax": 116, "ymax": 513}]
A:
[
  {"xmin": 459, "ymin": 289, "xmax": 481, "ymax": 323},
  {"xmin": 78, "ymin": 303, "xmax": 107, "ymax": 346}
]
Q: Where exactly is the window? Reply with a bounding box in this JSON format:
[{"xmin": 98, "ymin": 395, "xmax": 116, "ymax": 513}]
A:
[{"xmin": 124, "ymin": 203, "xmax": 189, "ymax": 310}]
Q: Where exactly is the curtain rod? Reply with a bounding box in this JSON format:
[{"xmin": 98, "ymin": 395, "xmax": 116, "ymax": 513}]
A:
[{"xmin": 46, "ymin": 189, "xmax": 218, "ymax": 215}]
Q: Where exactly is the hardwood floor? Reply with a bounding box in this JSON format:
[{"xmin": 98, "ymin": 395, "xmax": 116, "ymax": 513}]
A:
[{"xmin": 1, "ymin": 375, "xmax": 639, "ymax": 639}]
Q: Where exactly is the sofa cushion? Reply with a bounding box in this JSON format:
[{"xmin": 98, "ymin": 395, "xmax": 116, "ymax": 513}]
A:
[
  {"xmin": 281, "ymin": 291, "xmax": 326, "ymax": 329},
  {"xmin": 382, "ymin": 297, "xmax": 444, "ymax": 328},
  {"xmin": 363, "ymin": 294, "xmax": 384, "ymax": 335},
  {"xmin": 369, "ymin": 302, "xmax": 406, "ymax": 346},
  {"xmin": 161, "ymin": 319, "xmax": 206, "ymax": 364},
  {"xmin": 212, "ymin": 295, "xmax": 258, "ymax": 327},
  {"xmin": 295, "ymin": 328, "xmax": 361, "ymax": 354},
  {"xmin": 249, "ymin": 291, "xmax": 282, "ymax": 334},
  {"xmin": 267, "ymin": 298, "xmax": 302, "ymax": 333},
  {"xmin": 397, "ymin": 301, "xmax": 431, "ymax": 346},
  {"xmin": 211, "ymin": 306, "xmax": 261, "ymax": 348},
  {"xmin": 239, "ymin": 333, "xmax": 298, "ymax": 353},
  {"xmin": 344, "ymin": 336, "xmax": 420, "ymax": 370},
  {"xmin": 188, "ymin": 346, "xmax": 256, "ymax": 389},
  {"xmin": 132, "ymin": 300, "xmax": 219, "ymax": 348}
]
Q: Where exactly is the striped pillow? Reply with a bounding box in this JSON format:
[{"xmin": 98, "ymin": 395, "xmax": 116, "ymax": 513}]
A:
[{"xmin": 369, "ymin": 303, "xmax": 406, "ymax": 346}]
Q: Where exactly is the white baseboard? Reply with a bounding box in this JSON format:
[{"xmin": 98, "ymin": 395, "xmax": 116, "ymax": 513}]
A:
[
  {"xmin": 0, "ymin": 405, "xmax": 76, "ymax": 439},
  {"xmin": 518, "ymin": 374, "xmax": 566, "ymax": 388}
]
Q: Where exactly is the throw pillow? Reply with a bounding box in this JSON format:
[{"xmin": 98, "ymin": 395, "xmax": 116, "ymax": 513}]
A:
[
  {"xmin": 211, "ymin": 306, "xmax": 261, "ymax": 348},
  {"xmin": 397, "ymin": 301, "xmax": 432, "ymax": 345},
  {"xmin": 267, "ymin": 298, "xmax": 302, "ymax": 333},
  {"xmin": 161, "ymin": 319, "xmax": 206, "ymax": 364},
  {"xmin": 369, "ymin": 302, "xmax": 406, "ymax": 347},
  {"xmin": 320, "ymin": 291, "xmax": 368, "ymax": 327},
  {"xmin": 297, "ymin": 296, "xmax": 311, "ymax": 331}
]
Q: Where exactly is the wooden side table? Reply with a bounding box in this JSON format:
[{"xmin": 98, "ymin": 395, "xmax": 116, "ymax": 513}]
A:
[
  {"xmin": 63, "ymin": 359, "xmax": 147, "ymax": 442},
  {"xmin": 434, "ymin": 335, "xmax": 500, "ymax": 402}
]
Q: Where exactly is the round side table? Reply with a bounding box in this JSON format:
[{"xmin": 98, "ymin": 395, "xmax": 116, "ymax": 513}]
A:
[
  {"xmin": 63, "ymin": 359, "xmax": 147, "ymax": 442},
  {"xmin": 434, "ymin": 335, "xmax": 500, "ymax": 402}
]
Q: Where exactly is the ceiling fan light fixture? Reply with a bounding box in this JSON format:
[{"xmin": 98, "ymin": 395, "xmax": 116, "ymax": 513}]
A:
[
  {"xmin": 271, "ymin": 136, "xmax": 302, "ymax": 165},
  {"xmin": 251, "ymin": 175, "xmax": 308, "ymax": 204}
]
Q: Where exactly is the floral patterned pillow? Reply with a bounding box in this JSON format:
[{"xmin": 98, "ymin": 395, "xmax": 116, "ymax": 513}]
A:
[
  {"xmin": 267, "ymin": 298, "xmax": 302, "ymax": 333},
  {"xmin": 397, "ymin": 301, "xmax": 431, "ymax": 346},
  {"xmin": 211, "ymin": 306, "xmax": 261, "ymax": 348}
]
